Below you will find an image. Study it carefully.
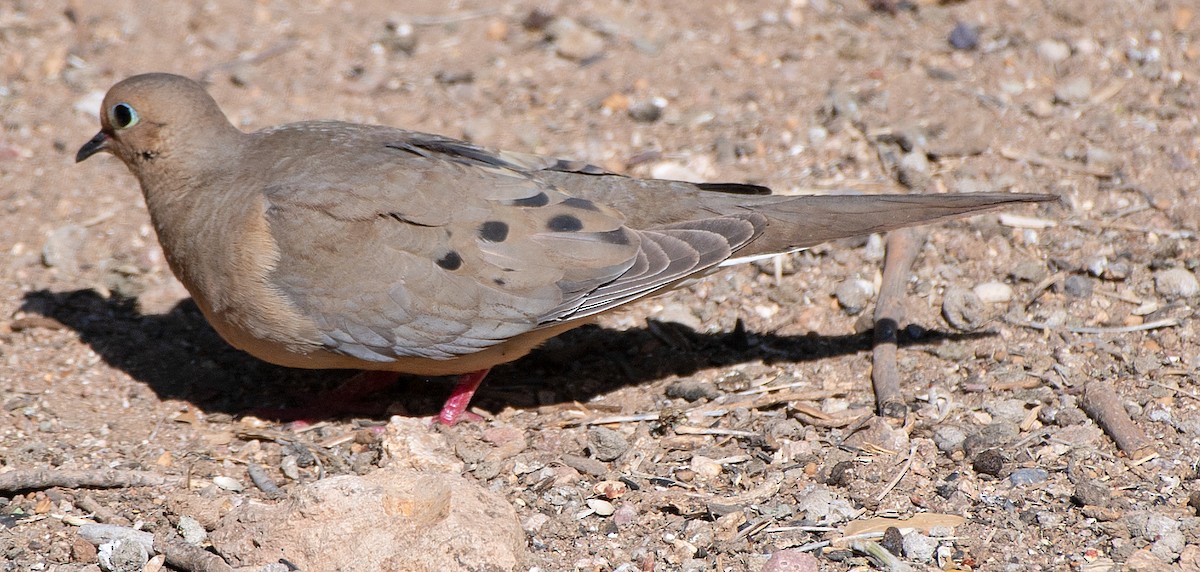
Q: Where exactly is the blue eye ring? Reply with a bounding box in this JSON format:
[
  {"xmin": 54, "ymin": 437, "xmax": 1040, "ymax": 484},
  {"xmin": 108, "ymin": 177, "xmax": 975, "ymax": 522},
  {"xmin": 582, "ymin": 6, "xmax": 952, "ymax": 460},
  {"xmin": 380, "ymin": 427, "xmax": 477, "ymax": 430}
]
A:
[{"xmin": 108, "ymin": 103, "xmax": 139, "ymax": 129}]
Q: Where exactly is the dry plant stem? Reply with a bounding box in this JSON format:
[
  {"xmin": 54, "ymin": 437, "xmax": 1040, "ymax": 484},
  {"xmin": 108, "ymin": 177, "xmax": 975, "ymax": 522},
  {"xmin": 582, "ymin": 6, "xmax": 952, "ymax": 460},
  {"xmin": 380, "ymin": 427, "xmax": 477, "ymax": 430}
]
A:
[
  {"xmin": 154, "ymin": 532, "xmax": 236, "ymax": 572},
  {"xmin": 872, "ymin": 228, "xmax": 926, "ymax": 418},
  {"xmin": 75, "ymin": 495, "xmax": 130, "ymax": 526},
  {"xmin": 0, "ymin": 469, "xmax": 174, "ymax": 492},
  {"xmin": 1080, "ymin": 380, "xmax": 1156, "ymax": 459}
]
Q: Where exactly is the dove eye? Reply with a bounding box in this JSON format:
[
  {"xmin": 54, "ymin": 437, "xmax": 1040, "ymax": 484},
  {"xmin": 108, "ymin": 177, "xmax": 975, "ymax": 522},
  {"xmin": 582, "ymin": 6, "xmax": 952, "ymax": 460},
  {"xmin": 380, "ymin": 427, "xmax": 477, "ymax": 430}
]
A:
[{"xmin": 108, "ymin": 103, "xmax": 139, "ymax": 130}]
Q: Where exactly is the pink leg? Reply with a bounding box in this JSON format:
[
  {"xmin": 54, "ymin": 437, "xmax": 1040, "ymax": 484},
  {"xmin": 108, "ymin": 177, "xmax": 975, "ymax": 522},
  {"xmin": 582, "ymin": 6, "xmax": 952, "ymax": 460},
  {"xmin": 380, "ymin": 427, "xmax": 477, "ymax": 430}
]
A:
[{"xmin": 436, "ymin": 369, "xmax": 491, "ymax": 425}]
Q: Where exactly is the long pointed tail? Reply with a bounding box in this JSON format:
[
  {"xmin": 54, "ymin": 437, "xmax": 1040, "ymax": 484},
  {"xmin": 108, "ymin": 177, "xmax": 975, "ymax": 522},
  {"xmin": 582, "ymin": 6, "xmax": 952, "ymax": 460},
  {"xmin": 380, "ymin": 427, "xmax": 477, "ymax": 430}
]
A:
[{"xmin": 727, "ymin": 192, "xmax": 1057, "ymax": 258}]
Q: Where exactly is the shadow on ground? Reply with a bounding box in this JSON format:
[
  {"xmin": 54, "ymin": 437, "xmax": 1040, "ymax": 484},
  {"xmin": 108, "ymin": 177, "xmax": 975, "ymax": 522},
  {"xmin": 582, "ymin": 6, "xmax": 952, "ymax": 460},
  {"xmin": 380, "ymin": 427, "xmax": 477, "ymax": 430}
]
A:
[{"xmin": 21, "ymin": 288, "xmax": 988, "ymax": 421}]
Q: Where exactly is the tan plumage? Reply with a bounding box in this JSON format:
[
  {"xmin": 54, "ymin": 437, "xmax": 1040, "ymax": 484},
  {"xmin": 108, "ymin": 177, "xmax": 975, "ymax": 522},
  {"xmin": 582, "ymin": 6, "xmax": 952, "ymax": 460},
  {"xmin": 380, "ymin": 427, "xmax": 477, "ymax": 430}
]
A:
[{"xmin": 77, "ymin": 73, "xmax": 1054, "ymax": 423}]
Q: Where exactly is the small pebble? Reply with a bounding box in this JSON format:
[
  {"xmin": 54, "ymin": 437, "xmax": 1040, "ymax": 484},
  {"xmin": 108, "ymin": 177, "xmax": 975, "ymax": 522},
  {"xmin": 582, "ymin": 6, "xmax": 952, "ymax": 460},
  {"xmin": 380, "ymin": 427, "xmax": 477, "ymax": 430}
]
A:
[
  {"xmin": 897, "ymin": 151, "xmax": 933, "ymax": 191},
  {"xmin": 689, "ymin": 455, "xmax": 722, "ymax": 479},
  {"xmin": 973, "ymin": 281, "xmax": 1013, "ymax": 304},
  {"xmin": 1011, "ymin": 260, "xmax": 1048, "ymax": 283},
  {"xmin": 586, "ymin": 427, "xmax": 629, "ymax": 462},
  {"xmin": 100, "ymin": 537, "xmax": 149, "ymax": 572},
  {"xmin": 1154, "ymin": 268, "xmax": 1199, "ymax": 299},
  {"xmin": 586, "ymin": 498, "xmax": 615, "ymax": 516},
  {"xmin": 932, "ymin": 425, "xmax": 966, "ymax": 455},
  {"xmin": 942, "ymin": 287, "xmax": 987, "ymax": 330},
  {"xmin": 863, "ymin": 234, "xmax": 885, "ymax": 261},
  {"xmin": 762, "ymin": 548, "xmax": 819, "ymax": 572},
  {"xmin": 42, "ymin": 224, "xmax": 87, "ymax": 272},
  {"xmin": 1009, "ymin": 467, "xmax": 1050, "ymax": 486},
  {"xmin": 547, "ymin": 18, "xmax": 605, "ymax": 61},
  {"xmin": 1072, "ymin": 479, "xmax": 1112, "ymax": 507},
  {"xmin": 902, "ymin": 532, "xmax": 936, "ymax": 562},
  {"xmin": 1086, "ymin": 146, "xmax": 1114, "ymax": 168},
  {"xmin": 835, "ymin": 278, "xmax": 874, "ymax": 315},
  {"xmin": 613, "ymin": 503, "xmax": 639, "ymax": 527},
  {"xmin": 212, "ymin": 476, "xmax": 244, "ymax": 492},
  {"xmin": 948, "ymin": 22, "xmax": 979, "ymax": 50},
  {"xmin": 1036, "ymin": 39, "xmax": 1071, "ymax": 63},
  {"xmin": 628, "ymin": 98, "xmax": 666, "ymax": 123},
  {"xmin": 972, "ymin": 449, "xmax": 1005, "ymax": 477},
  {"xmin": 1055, "ymin": 77, "xmax": 1093, "ymax": 103},
  {"xmin": 176, "ymin": 515, "xmax": 207, "ymax": 545},
  {"xmin": 880, "ymin": 526, "xmax": 904, "ymax": 555},
  {"xmin": 1062, "ymin": 274, "xmax": 1093, "ymax": 298},
  {"xmin": 665, "ymin": 379, "xmax": 720, "ymax": 402}
]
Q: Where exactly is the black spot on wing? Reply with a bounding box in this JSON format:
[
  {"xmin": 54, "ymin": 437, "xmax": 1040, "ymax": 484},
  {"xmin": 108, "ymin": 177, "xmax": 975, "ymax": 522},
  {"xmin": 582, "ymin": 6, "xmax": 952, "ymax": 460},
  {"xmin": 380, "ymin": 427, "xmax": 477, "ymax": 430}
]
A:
[
  {"xmin": 695, "ymin": 182, "xmax": 772, "ymax": 195},
  {"xmin": 379, "ymin": 212, "xmax": 437, "ymax": 227},
  {"xmin": 508, "ymin": 192, "xmax": 550, "ymax": 208},
  {"xmin": 562, "ymin": 197, "xmax": 601, "ymax": 211},
  {"xmin": 479, "ymin": 221, "xmax": 510, "ymax": 242},
  {"xmin": 436, "ymin": 251, "xmax": 463, "ymax": 271},
  {"xmin": 547, "ymin": 214, "xmax": 583, "ymax": 232},
  {"xmin": 595, "ymin": 228, "xmax": 633, "ymax": 245}
]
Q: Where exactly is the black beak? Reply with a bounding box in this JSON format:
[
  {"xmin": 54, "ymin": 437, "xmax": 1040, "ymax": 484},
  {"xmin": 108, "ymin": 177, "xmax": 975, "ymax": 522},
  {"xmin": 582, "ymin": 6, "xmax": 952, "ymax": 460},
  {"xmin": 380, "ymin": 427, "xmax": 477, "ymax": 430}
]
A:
[{"xmin": 76, "ymin": 131, "xmax": 110, "ymax": 163}]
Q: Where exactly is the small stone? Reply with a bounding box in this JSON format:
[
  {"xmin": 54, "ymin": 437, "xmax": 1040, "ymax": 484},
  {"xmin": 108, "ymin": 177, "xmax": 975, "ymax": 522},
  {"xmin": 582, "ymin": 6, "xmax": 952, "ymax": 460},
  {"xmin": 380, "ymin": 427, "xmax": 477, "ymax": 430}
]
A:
[
  {"xmin": 380, "ymin": 22, "xmax": 417, "ymax": 55},
  {"xmin": 547, "ymin": 18, "xmax": 605, "ymax": 61},
  {"xmin": 932, "ymin": 425, "xmax": 966, "ymax": 454},
  {"xmin": 1086, "ymin": 146, "xmax": 1115, "ymax": 168},
  {"xmin": 1036, "ymin": 39, "xmax": 1071, "ymax": 63},
  {"xmin": 613, "ymin": 503, "xmax": 638, "ymax": 527},
  {"xmin": 561, "ymin": 454, "xmax": 608, "ymax": 477},
  {"xmin": 1055, "ymin": 77, "xmax": 1093, "ymax": 104},
  {"xmin": 1011, "ymin": 260, "xmax": 1048, "ymax": 283},
  {"xmin": 1154, "ymin": 268, "xmax": 1199, "ymax": 299},
  {"xmin": 586, "ymin": 498, "xmax": 615, "ymax": 516},
  {"xmin": 100, "ymin": 537, "xmax": 149, "ymax": 572},
  {"xmin": 897, "ymin": 151, "xmax": 933, "ymax": 191},
  {"xmin": 942, "ymin": 287, "xmax": 987, "ymax": 330},
  {"xmin": 984, "ymin": 399, "xmax": 1028, "ymax": 424},
  {"xmin": 835, "ymin": 278, "xmax": 874, "ymax": 315},
  {"xmin": 628, "ymin": 98, "xmax": 666, "ymax": 123},
  {"xmin": 963, "ymin": 423, "xmax": 1019, "ymax": 456},
  {"xmin": 211, "ymin": 476, "xmax": 244, "ymax": 492},
  {"xmin": 973, "ymin": 281, "xmax": 1012, "ymax": 304},
  {"xmin": 880, "ymin": 526, "xmax": 904, "ymax": 555},
  {"xmin": 948, "ymin": 22, "xmax": 979, "ymax": 50},
  {"xmin": 1062, "ymin": 274, "xmax": 1093, "ymax": 298},
  {"xmin": 522, "ymin": 512, "xmax": 550, "ymax": 534},
  {"xmin": 762, "ymin": 548, "xmax": 819, "ymax": 572},
  {"xmin": 902, "ymin": 531, "xmax": 936, "ymax": 562},
  {"xmin": 587, "ymin": 427, "xmax": 629, "ymax": 462},
  {"xmin": 665, "ymin": 379, "xmax": 720, "ymax": 402},
  {"xmin": 42, "ymin": 224, "xmax": 87, "ymax": 272},
  {"xmin": 656, "ymin": 302, "xmax": 704, "ymax": 331},
  {"xmin": 972, "ymin": 449, "xmax": 1005, "ymax": 477},
  {"xmin": 176, "ymin": 515, "xmax": 207, "ymax": 545},
  {"xmin": 1009, "ymin": 467, "xmax": 1050, "ymax": 486},
  {"xmin": 863, "ymin": 234, "xmax": 885, "ymax": 261},
  {"xmin": 690, "ymin": 455, "xmax": 722, "ymax": 479},
  {"xmin": 1072, "ymin": 479, "xmax": 1112, "ymax": 507}
]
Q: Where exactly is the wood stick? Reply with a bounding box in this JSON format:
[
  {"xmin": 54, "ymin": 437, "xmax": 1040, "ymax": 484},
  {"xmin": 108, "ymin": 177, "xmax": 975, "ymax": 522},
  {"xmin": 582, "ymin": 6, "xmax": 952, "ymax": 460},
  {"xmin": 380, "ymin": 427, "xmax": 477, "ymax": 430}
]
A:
[
  {"xmin": 871, "ymin": 228, "xmax": 926, "ymax": 418},
  {"xmin": 0, "ymin": 469, "xmax": 175, "ymax": 492},
  {"xmin": 1080, "ymin": 380, "xmax": 1156, "ymax": 459}
]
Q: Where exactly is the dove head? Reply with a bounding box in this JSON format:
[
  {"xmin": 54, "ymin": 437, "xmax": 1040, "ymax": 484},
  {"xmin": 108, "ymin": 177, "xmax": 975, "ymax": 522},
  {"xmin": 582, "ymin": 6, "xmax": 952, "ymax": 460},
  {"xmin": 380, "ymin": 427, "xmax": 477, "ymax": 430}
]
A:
[{"xmin": 76, "ymin": 73, "xmax": 244, "ymax": 178}]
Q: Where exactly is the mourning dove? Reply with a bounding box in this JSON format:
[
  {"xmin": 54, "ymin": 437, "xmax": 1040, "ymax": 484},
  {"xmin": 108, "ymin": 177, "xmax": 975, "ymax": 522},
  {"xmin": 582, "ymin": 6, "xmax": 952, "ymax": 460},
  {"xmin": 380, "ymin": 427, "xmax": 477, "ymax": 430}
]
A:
[{"xmin": 77, "ymin": 73, "xmax": 1054, "ymax": 424}]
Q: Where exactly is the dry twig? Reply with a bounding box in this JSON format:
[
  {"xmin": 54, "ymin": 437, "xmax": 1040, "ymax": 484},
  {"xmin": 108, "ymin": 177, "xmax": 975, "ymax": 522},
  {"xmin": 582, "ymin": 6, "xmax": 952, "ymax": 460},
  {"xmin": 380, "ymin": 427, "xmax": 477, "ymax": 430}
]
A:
[
  {"xmin": 1080, "ymin": 380, "xmax": 1156, "ymax": 459},
  {"xmin": 0, "ymin": 469, "xmax": 176, "ymax": 492},
  {"xmin": 872, "ymin": 228, "xmax": 926, "ymax": 418}
]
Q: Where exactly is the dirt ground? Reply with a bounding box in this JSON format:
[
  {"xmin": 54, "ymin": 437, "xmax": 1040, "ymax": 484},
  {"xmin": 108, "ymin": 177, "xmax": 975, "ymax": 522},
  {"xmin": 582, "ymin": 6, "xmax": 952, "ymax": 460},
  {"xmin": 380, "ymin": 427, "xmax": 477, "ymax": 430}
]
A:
[{"xmin": 2, "ymin": 0, "xmax": 1199, "ymax": 570}]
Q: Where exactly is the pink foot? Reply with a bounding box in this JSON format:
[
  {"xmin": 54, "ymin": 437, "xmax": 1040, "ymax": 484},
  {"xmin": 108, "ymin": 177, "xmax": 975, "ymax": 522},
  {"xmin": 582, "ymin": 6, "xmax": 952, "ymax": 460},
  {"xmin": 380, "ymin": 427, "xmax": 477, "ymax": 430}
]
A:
[{"xmin": 435, "ymin": 369, "xmax": 491, "ymax": 425}]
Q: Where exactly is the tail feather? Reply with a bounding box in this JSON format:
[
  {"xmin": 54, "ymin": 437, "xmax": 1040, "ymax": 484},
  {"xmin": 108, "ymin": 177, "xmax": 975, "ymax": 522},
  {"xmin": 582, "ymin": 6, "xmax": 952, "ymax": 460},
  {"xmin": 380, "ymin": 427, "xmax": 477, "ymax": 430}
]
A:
[{"xmin": 713, "ymin": 192, "xmax": 1057, "ymax": 258}]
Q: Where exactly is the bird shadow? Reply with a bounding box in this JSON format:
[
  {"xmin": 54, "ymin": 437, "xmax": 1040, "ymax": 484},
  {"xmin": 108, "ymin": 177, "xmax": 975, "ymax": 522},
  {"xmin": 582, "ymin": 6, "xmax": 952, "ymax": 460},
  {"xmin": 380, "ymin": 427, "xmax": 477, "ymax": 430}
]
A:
[{"xmin": 19, "ymin": 289, "xmax": 990, "ymax": 421}]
